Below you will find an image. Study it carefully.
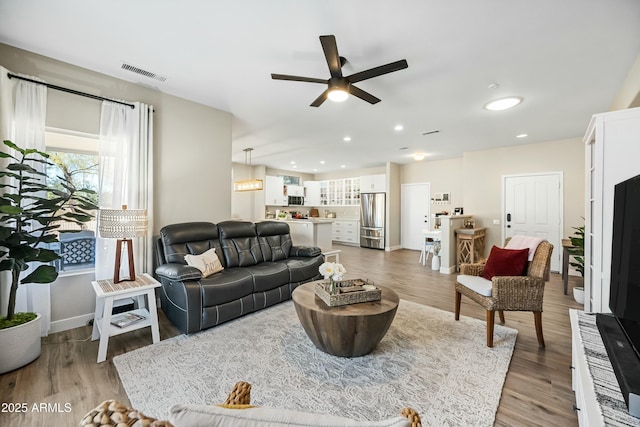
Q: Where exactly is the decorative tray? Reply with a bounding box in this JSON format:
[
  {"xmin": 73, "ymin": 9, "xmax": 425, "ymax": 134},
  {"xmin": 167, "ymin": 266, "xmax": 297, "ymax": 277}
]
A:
[{"xmin": 314, "ymin": 278, "xmax": 381, "ymax": 307}]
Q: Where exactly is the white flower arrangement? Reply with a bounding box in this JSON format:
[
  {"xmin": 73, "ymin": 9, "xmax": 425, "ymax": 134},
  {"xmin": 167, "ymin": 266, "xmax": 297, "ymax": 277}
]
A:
[{"xmin": 319, "ymin": 261, "xmax": 346, "ymax": 281}]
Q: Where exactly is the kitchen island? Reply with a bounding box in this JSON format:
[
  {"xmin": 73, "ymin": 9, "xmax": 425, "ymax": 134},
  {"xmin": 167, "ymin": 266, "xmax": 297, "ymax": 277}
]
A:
[{"xmin": 278, "ymin": 219, "xmax": 334, "ymax": 252}]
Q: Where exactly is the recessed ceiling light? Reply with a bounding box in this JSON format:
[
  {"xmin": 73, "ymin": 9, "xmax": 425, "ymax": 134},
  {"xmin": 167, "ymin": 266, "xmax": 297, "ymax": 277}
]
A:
[
  {"xmin": 292, "ymin": 165, "xmax": 297, "ymax": 169},
  {"xmin": 341, "ymin": 165, "xmax": 346, "ymax": 168},
  {"xmin": 413, "ymin": 153, "xmax": 425, "ymax": 161},
  {"xmin": 484, "ymin": 96, "xmax": 523, "ymax": 111},
  {"xmin": 394, "ymin": 124, "xmax": 404, "ymax": 131},
  {"xmin": 516, "ymin": 133, "xmax": 528, "ymax": 138},
  {"xmin": 313, "ymin": 168, "xmax": 318, "ymax": 172},
  {"xmin": 343, "ymin": 136, "xmax": 351, "ymax": 142},
  {"xmin": 320, "ymin": 160, "xmax": 325, "ymax": 164},
  {"xmin": 290, "ymin": 161, "xmax": 296, "ymax": 164}
]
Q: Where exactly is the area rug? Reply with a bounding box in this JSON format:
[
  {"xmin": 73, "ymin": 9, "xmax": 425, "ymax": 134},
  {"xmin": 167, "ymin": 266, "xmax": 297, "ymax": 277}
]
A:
[{"xmin": 114, "ymin": 300, "xmax": 517, "ymax": 426}]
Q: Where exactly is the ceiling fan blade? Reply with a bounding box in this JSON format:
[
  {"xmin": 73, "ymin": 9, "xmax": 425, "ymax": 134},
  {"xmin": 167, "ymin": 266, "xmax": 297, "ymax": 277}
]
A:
[
  {"xmin": 310, "ymin": 89, "xmax": 330, "ymax": 107},
  {"xmin": 320, "ymin": 35, "xmax": 343, "ymax": 78},
  {"xmin": 271, "ymin": 73, "xmax": 327, "ymax": 84},
  {"xmin": 348, "ymin": 85, "xmax": 381, "ymax": 104},
  {"xmin": 346, "ymin": 59, "xmax": 408, "ymax": 83}
]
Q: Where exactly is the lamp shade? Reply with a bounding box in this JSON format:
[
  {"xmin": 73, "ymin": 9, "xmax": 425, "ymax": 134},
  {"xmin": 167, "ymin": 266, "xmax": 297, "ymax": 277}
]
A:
[{"xmin": 98, "ymin": 208, "xmax": 148, "ymax": 239}]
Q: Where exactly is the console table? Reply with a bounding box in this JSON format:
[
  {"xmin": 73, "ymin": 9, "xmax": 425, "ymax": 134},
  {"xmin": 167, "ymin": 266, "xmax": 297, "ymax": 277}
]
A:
[
  {"xmin": 569, "ymin": 309, "xmax": 640, "ymax": 426},
  {"xmin": 91, "ymin": 273, "xmax": 161, "ymax": 363},
  {"xmin": 455, "ymin": 227, "xmax": 486, "ymax": 270}
]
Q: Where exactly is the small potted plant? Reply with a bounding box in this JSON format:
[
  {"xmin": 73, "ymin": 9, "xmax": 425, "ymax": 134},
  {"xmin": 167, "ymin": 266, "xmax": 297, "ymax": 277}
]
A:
[{"xmin": 0, "ymin": 140, "xmax": 97, "ymax": 373}]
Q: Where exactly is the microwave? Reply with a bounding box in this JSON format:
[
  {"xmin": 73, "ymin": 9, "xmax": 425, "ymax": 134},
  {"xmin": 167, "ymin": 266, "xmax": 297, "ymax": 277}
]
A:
[{"xmin": 288, "ymin": 196, "xmax": 304, "ymax": 206}]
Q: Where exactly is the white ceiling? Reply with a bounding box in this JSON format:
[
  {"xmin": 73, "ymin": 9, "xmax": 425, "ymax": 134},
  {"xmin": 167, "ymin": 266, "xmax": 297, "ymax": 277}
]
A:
[{"xmin": 1, "ymin": 0, "xmax": 639, "ymax": 174}]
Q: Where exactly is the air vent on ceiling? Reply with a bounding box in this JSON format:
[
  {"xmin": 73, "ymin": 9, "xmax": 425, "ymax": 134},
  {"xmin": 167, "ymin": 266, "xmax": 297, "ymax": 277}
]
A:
[
  {"xmin": 421, "ymin": 130, "xmax": 440, "ymax": 136},
  {"xmin": 121, "ymin": 62, "xmax": 167, "ymax": 82}
]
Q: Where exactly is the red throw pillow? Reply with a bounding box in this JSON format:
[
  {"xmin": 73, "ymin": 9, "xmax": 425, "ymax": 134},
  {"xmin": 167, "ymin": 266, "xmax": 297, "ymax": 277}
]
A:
[{"xmin": 482, "ymin": 246, "xmax": 529, "ymax": 280}]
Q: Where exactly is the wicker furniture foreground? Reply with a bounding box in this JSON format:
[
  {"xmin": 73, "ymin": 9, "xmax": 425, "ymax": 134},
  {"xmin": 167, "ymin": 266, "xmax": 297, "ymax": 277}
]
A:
[
  {"xmin": 454, "ymin": 239, "xmax": 553, "ymax": 348},
  {"xmin": 79, "ymin": 381, "xmax": 423, "ymax": 426},
  {"xmin": 292, "ymin": 280, "xmax": 399, "ymax": 357}
]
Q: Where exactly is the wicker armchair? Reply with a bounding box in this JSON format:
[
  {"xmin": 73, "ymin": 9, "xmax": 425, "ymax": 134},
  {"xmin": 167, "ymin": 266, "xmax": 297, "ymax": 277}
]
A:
[{"xmin": 454, "ymin": 239, "xmax": 553, "ymax": 348}]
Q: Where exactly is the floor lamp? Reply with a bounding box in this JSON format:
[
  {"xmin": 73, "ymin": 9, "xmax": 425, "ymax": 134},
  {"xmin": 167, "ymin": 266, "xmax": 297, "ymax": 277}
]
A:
[{"xmin": 98, "ymin": 206, "xmax": 148, "ymax": 283}]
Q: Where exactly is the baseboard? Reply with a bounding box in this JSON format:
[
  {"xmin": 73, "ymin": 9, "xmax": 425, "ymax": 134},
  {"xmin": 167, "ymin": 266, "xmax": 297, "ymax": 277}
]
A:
[
  {"xmin": 49, "ymin": 313, "xmax": 94, "ymax": 334},
  {"xmin": 440, "ymin": 265, "xmax": 456, "ymax": 274},
  {"xmin": 386, "ymin": 245, "xmax": 402, "ymax": 251}
]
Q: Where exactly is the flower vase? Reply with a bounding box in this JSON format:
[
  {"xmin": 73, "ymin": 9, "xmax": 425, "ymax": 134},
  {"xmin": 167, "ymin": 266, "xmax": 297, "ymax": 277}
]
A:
[{"xmin": 329, "ymin": 279, "xmax": 337, "ymax": 295}]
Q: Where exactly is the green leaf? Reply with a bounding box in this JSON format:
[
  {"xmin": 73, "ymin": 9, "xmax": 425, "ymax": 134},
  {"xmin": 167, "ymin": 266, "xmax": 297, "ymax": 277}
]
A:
[
  {"xmin": 32, "ymin": 248, "xmax": 60, "ymax": 263},
  {"xmin": 3, "ymin": 140, "xmax": 22, "ymax": 153},
  {"xmin": 0, "ymin": 258, "xmax": 16, "ymax": 272},
  {"xmin": 0, "ymin": 205, "xmax": 22, "ymax": 215},
  {"xmin": 21, "ymin": 265, "xmax": 58, "ymax": 284}
]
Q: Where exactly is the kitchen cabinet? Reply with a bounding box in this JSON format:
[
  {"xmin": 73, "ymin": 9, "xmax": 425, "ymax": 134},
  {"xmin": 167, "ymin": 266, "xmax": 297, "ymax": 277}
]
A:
[
  {"xmin": 319, "ymin": 178, "xmax": 360, "ymax": 206},
  {"xmin": 304, "ymin": 181, "xmax": 321, "ymax": 206},
  {"xmin": 282, "ymin": 220, "xmax": 333, "ymax": 252},
  {"xmin": 332, "ymin": 219, "xmax": 360, "ymax": 245},
  {"xmin": 286, "ymin": 185, "xmax": 304, "ymax": 197},
  {"xmin": 583, "ymin": 107, "xmax": 640, "ymax": 313},
  {"xmin": 360, "ymin": 174, "xmax": 386, "ymax": 193},
  {"xmin": 265, "ymin": 175, "xmax": 287, "ymax": 206}
]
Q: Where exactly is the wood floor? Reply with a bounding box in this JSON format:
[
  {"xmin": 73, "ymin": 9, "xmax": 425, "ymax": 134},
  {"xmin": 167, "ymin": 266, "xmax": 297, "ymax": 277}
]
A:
[{"xmin": 0, "ymin": 244, "xmax": 582, "ymax": 426}]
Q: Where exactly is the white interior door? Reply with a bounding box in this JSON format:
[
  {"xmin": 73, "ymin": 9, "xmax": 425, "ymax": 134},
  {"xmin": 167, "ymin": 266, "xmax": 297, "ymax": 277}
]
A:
[
  {"xmin": 401, "ymin": 183, "xmax": 430, "ymax": 250},
  {"xmin": 503, "ymin": 173, "xmax": 562, "ymax": 272}
]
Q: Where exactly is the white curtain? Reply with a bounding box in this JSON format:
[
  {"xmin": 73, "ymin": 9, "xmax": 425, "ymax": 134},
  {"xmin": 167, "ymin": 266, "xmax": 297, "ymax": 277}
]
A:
[
  {"xmin": 0, "ymin": 68, "xmax": 50, "ymax": 335},
  {"xmin": 95, "ymin": 101, "xmax": 154, "ymax": 281}
]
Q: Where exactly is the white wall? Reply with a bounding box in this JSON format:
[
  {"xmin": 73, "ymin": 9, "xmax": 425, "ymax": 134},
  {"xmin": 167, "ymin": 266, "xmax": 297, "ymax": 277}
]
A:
[
  {"xmin": 1, "ymin": 43, "xmax": 233, "ymax": 330},
  {"xmin": 462, "ymin": 138, "xmax": 584, "ymax": 253}
]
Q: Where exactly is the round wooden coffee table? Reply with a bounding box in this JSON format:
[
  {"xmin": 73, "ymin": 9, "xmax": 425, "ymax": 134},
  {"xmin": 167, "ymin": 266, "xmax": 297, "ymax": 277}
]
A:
[{"xmin": 291, "ymin": 281, "xmax": 399, "ymax": 358}]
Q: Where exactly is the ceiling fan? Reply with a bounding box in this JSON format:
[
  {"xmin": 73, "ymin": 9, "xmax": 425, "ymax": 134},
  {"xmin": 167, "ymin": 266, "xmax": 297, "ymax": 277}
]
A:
[{"xmin": 271, "ymin": 35, "xmax": 408, "ymax": 107}]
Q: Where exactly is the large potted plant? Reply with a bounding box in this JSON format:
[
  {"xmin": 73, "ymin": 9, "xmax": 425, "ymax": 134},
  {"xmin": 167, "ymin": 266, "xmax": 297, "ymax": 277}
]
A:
[{"xmin": 0, "ymin": 140, "xmax": 97, "ymax": 373}]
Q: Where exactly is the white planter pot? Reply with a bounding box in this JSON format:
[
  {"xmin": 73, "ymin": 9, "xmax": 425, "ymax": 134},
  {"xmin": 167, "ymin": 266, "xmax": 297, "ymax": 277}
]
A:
[
  {"xmin": 0, "ymin": 313, "xmax": 41, "ymax": 374},
  {"xmin": 431, "ymin": 255, "xmax": 441, "ymax": 271},
  {"xmin": 573, "ymin": 286, "xmax": 585, "ymax": 305}
]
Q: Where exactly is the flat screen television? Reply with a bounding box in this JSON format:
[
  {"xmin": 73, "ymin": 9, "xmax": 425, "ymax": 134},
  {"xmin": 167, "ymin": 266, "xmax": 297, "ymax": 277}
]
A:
[
  {"xmin": 597, "ymin": 172, "xmax": 640, "ymax": 416},
  {"xmin": 609, "ymin": 172, "xmax": 640, "ymax": 358}
]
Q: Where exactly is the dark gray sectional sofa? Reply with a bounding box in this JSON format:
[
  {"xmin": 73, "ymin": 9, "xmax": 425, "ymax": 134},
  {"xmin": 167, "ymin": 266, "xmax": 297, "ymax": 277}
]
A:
[{"xmin": 154, "ymin": 220, "xmax": 324, "ymax": 334}]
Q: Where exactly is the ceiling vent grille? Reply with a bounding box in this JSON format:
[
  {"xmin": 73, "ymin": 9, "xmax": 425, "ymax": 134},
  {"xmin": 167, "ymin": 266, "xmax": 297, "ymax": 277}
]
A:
[{"xmin": 121, "ymin": 62, "xmax": 167, "ymax": 82}]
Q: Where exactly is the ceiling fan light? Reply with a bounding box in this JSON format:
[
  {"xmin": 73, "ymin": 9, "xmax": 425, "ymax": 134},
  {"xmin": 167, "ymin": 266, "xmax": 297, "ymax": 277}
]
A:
[{"xmin": 328, "ymin": 88, "xmax": 349, "ymax": 102}]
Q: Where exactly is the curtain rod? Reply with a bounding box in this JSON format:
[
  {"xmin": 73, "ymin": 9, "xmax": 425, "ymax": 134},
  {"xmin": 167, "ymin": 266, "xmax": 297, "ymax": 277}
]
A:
[{"xmin": 7, "ymin": 73, "xmax": 135, "ymax": 109}]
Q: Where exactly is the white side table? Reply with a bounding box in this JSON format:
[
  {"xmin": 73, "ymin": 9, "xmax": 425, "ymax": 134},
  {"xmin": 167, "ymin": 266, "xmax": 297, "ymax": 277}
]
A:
[{"xmin": 91, "ymin": 273, "xmax": 161, "ymax": 363}]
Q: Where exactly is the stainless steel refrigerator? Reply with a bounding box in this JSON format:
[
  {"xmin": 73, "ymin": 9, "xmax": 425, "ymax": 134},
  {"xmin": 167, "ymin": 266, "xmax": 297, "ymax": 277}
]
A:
[{"xmin": 360, "ymin": 193, "xmax": 386, "ymax": 250}]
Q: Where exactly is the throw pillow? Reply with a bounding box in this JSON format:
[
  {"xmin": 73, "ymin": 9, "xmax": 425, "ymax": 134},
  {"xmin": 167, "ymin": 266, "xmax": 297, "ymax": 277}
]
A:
[
  {"xmin": 482, "ymin": 245, "xmax": 529, "ymax": 280},
  {"xmin": 184, "ymin": 248, "xmax": 224, "ymax": 278}
]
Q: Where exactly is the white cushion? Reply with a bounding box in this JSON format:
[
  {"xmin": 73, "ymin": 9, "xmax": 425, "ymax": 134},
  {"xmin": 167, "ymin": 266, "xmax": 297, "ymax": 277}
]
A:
[
  {"xmin": 457, "ymin": 274, "xmax": 492, "ymax": 297},
  {"xmin": 169, "ymin": 404, "xmax": 411, "ymax": 427},
  {"xmin": 184, "ymin": 248, "xmax": 224, "ymax": 278}
]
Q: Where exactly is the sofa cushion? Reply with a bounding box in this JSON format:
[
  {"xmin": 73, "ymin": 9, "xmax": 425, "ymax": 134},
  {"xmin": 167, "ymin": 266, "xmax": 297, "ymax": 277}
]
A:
[
  {"xmin": 284, "ymin": 255, "xmax": 324, "ymax": 284},
  {"xmin": 482, "ymin": 246, "xmax": 529, "ymax": 280},
  {"xmin": 200, "ymin": 269, "xmax": 254, "ymax": 307},
  {"xmin": 256, "ymin": 221, "xmax": 292, "ymax": 261},
  {"xmin": 160, "ymin": 222, "xmax": 223, "ymax": 265},
  {"xmin": 169, "ymin": 404, "xmax": 411, "ymax": 427},
  {"xmin": 244, "ymin": 262, "xmax": 290, "ymax": 292},
  {"xmin": 219, "ymin": 221, "xmax": 265, "ymax": 267},
  {"xmin": 185, "ymin": 248, "xmax": 224, "ymax": 278},
  {"xmin": 457, "ymin": 274, "xmax": 493, "ymax": 297}
]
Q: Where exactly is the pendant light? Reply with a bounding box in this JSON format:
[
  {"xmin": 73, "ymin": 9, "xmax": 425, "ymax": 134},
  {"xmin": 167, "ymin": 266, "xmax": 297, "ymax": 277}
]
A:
[{"xmin": 234, "ymin": 148, "xmax": 263, "ymax": 192}]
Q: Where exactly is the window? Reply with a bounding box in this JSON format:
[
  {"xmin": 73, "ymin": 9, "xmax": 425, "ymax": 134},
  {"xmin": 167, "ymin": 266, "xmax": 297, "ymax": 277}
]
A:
[
  {"xmin": 280, "ymin": 175, "xmax": 300, "ymax": 185},
  {"xmin": 44, "ymin": 129, "xmax": 99, "ymax": 273}
]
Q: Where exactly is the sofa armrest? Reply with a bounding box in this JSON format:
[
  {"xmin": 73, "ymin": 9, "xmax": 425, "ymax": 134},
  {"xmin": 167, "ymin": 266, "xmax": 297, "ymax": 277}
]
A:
[
  {"xmin": 289, "ymin": 246, "xmax": 322, "ymax": 257},
  {"xmin": 156, "ymin": 263, "xmax": 202, "ymax": 281}
]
